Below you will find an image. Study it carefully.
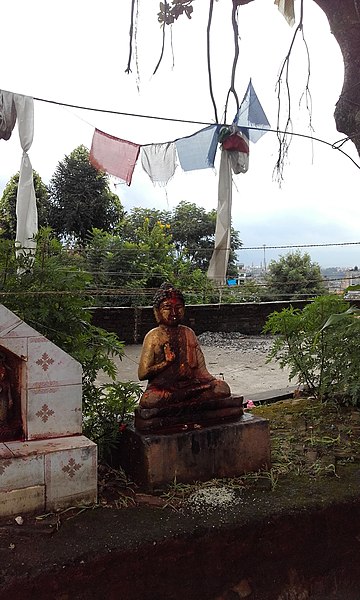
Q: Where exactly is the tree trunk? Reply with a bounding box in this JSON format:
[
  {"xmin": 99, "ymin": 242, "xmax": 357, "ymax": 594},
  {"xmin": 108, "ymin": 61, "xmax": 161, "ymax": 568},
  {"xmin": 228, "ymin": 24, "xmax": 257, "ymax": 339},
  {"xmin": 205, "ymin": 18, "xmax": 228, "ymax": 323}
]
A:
[
  {"xmin": 314, "ymin": 0, "xmax": 360, "ymax": 155},
  {"xmin": 237, "ymin": 0, "xmax": 360, "ymax": 156}
]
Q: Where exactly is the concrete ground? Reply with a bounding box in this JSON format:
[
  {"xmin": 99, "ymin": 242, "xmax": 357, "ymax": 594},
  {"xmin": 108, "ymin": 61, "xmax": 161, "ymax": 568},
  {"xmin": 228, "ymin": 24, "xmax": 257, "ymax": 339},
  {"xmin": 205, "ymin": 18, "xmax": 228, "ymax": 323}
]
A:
[{"xmin": 100, "ymin": 336, "xmax": 295, "ymax": 402}]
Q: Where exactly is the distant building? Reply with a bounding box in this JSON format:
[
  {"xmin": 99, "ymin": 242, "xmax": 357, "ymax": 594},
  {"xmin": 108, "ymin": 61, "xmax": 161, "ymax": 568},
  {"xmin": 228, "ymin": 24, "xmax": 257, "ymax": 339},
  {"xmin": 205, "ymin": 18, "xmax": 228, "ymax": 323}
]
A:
[
  {"xmin": 343, "ymin": 266, "xmax": 360, "ymax": 289},
  {"xmin": 321, "ymin": 267, "xmax": 346, "ymax": 294},
  {"xmin": 227, "ymin": 263, "xmax": 253, "ymax": 286}
]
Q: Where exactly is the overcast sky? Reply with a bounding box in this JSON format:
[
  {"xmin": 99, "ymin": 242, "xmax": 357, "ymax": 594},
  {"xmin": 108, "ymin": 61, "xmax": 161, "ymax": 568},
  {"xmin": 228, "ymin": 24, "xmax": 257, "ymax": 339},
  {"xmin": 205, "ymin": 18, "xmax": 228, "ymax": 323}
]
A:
[{"xmin": 1, "ymin": 0, "xmax": 359, "ymax": 268}]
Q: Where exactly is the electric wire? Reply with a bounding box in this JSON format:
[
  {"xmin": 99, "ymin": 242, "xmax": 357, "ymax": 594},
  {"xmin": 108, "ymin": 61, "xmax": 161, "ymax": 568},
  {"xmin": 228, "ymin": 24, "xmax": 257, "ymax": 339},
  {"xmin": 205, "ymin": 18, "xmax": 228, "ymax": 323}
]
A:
[
  {"xmin": 18, "ymin": 240, "xmax": 360, "ymax": 257},
  {"xmin": 1, "ymin": 86, "xmax": 358, "ymax": 169},
  {"xmin": 0, "ymin": 273, "xmax": 358, "ymax": 298}
]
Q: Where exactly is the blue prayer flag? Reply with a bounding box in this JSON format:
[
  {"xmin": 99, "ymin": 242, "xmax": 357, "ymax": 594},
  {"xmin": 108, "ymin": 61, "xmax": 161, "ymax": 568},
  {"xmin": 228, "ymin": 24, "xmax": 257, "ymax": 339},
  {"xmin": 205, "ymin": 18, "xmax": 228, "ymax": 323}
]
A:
[
  {"xmin": 234, "ymin": 80, "xmax": 270, "ymax": 143},
  {"xmin": 175, "ymin": 125, "xmax": 219, "ymax": 171}
]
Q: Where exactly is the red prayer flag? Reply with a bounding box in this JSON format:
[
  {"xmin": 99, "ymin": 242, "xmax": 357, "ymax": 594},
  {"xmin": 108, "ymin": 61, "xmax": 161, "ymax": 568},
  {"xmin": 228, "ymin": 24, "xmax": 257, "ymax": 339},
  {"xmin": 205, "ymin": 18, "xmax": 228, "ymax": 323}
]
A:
[{"xmin": 89, "ymin": 128, "xmax": 140, "ymax": 185}]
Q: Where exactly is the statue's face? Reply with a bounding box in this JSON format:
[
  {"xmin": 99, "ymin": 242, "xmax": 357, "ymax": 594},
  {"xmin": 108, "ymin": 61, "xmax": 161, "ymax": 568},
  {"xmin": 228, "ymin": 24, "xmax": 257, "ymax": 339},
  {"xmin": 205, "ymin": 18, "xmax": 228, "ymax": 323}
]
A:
[{"xmin": 155, "ymin": 298, "xmax": 185, "ymax": 327}]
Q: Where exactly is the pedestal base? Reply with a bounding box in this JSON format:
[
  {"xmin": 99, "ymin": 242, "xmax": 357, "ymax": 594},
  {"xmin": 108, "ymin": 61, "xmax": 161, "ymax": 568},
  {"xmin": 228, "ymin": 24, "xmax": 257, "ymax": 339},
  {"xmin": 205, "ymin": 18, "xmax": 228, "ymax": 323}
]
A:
[
  {"xmin": 117, "ymin": 414, "xmax": 270, "ymax": 490},
  {"xmin": 0, "ymin": 435, "xmax": 97, "ymax": 516},
  {"xmin": 135, "ymin": 394, "xmax": 244, "ymax": 432}
]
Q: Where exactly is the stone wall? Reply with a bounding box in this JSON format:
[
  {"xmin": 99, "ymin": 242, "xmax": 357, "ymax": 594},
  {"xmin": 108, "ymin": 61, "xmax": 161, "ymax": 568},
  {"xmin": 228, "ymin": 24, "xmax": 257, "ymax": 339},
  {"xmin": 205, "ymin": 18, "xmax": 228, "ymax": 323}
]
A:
[{"xmin": 89, "ymin": 300, "xmax": 311, "ymax": 344}]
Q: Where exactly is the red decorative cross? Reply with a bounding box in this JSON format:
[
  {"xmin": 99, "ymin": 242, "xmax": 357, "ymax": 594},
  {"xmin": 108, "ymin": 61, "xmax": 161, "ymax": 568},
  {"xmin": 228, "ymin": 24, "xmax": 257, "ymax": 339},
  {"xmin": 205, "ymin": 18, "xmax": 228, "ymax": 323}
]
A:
[
  {"xmin": 36, "ymin": 404, "xmax": 55, "ymax": 423},
  {"xmin": 36, "ymin": 353, "xmax": 55, "ymax": 371},
  {"xmin": 62, "ymin": 457, "xmax": 82, "ymax": 479}
]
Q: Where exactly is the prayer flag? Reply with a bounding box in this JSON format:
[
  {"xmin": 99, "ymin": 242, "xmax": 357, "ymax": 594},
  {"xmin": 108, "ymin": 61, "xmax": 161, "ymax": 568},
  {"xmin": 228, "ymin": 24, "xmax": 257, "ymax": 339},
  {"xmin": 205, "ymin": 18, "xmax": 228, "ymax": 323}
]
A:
[
  {"xmin": 13, "ymin": 94, "xmax": 38, "ymax": 257},
  {"xmin": 275, "ymin": 0, "xmax": 295, "ymax": 26},
  {"xmin": 90, "ymin": 128, "xmax": 140, "ymax": 185},
  {"xmin": 0, "ymin": 90, "xmax": 16, "ymax": 140},
  {"xmin": 141, "ymin": 142, "xmax": 176, "ymax": 185},
  {"xmin": 175, "ymin": 125, "xmax": 219, "ymax": 172},
  {"xmin": 207, "ymin": 149, "xmax": 232, "ymax": 285},
  {"xmin": 234, "ymin": 80, "xmax": 270, "ymax": 143}
]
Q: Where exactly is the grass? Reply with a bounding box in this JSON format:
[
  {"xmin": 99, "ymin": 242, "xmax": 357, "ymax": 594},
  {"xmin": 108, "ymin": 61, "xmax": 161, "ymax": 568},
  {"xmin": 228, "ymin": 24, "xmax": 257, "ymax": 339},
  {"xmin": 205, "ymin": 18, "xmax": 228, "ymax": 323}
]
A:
[{"xmin": 94, "ymin": 397, "xmax": 360, "ymax": 512}]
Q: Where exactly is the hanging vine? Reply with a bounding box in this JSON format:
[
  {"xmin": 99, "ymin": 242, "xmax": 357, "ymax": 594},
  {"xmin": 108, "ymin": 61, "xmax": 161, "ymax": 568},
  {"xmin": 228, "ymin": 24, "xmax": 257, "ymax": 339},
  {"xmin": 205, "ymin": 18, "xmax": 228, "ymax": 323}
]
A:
[
  {"xmin": 274, "ymin": 0, "xmax": 313, "ymax": 183},
  {"xmin": 224, "ymin": 0, "xmax": 240, "ymax": 123},
  {"xmin": 125, "ymin": 0, "xmax": 137, "ymax": 73}
]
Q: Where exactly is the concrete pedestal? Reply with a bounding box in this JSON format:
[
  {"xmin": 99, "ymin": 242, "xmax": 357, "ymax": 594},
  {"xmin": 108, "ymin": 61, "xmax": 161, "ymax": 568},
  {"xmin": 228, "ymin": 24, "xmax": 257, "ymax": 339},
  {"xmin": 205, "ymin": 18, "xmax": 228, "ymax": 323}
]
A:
[
  {"xmin": 117, "ymin": 414, "xmax": 271, "ymax": 490},
  {"xmin": 0, "ymin": 436, "xmax": 97, "ymax": 516}
]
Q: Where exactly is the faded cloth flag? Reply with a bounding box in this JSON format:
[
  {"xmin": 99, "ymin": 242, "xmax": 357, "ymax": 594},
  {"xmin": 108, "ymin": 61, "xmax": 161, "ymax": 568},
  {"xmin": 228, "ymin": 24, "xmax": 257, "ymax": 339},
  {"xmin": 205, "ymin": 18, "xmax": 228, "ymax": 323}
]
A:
[
  {"xmin": 175, "ymin": 125, "xmax": 219, "ymax": 171},
  {"xmin": 275, "ymin": 0, "xmax": 295, "ymax": 26},
  {"xmin": 234, "ymin": 80, "xmax": 270, "ymax": 143},
  {"xmin": 13, "ymin": 94, "xmax": 38, "ymax": 258},
  {"xmin": 0, "ymin": 90, "xmax": 17, "ymax": 140},
  {"xmin": 141, "ymin": 142, "xmax": 176, "ymax": 185},
  {"xmin": 90, "ymin": 129, "xmax": 140, "ymax": 185},
  {"xmin": 207, "ymin": 131, "xmax": 249, "ymax": 285},
  {"xmin": 207, "ymin": 149, "xmax": 233, "ymax": 285}
]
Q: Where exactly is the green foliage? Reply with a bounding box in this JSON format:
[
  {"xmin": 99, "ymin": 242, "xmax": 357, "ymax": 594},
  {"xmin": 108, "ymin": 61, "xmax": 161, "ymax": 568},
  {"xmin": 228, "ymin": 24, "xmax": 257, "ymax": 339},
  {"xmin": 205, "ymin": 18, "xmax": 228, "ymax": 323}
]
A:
[
  {"xmin": 119, "ymin": 207, "xmax": 171, "ymax": 242},
  {"xmin": 170, "ymin": 201, "xmax": 217, "ymax": 270},
  {"xmin": 263, "ymin": 295, "xmax": 360, "ymax": 404},
  {"xmin": 320, "ymin": 305, "xmax": 360, "ymax": 404},
  {"xmin": 119, "ymin": 202, "xmax": 242, "ymax": 272},
  {"xmin": 0, "ymin": 229, "xmax": 93, "ymax": 356},
  {"xmin": 218, "ymin": 280, "xmax": 266, "ymax": 303},
  {"xmin": 83, "ymin": 201, "xmax": 242, "ymax": 304},
  {"xmin": 0, "ymin": 171, "xmax": 50, "ymax": 240},
  {"xmin": 266, "ymin": 251, "xmax": 327, "ymax": 300},
  {"xmin": 48, "ymin": 145, "xmax": 124, "ymax": 246},
  {"xmin": 169, "ymin": 201, "xmax": 242, "ymax": 271},
  {"xmin": 0, "ymin": 230, "xmax": 141, "ymax": 453},
  {"xmin": 85, "ymin": 220, "xmax": 216, "ymax": 305},
  {"xmin": 85, "ymin": 219, "xmax": 179, "ymax": 305},
  {"xmin": 82, "ymin": 381, "xmax": 142, "ymax": 460}
]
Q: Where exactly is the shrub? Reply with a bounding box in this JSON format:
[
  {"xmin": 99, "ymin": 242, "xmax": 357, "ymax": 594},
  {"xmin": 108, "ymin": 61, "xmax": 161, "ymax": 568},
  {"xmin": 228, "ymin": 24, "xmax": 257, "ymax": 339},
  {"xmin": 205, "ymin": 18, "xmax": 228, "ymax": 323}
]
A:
[
  {"xmin": 263, "ymin": 295, "xmax": 359, "ymax": 402},
  {"xmin": 82, "ymin": 381, "xmax": 142, "ymax": 459}
]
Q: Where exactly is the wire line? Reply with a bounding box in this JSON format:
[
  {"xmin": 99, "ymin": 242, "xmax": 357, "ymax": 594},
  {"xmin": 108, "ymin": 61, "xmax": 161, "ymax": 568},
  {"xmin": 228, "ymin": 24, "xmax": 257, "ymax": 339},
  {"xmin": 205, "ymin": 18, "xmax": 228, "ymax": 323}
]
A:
[{"xmin": 0, "ymin": 87, "xmax": 355, "ymax": 168}]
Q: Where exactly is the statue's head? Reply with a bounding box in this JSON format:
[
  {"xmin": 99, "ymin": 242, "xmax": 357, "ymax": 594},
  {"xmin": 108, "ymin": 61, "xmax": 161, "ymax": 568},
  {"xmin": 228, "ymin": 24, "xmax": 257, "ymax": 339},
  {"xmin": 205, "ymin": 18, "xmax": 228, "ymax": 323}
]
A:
[{"xmin": 153, "ymin": 283, "xmax": 185, "ymax": 327}]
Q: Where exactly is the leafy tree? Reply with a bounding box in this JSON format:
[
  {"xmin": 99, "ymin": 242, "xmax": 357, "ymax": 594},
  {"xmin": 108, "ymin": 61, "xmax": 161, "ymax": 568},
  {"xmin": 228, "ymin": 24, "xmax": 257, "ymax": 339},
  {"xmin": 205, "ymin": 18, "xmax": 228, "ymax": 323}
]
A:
[
  {"xmin": 169, "ymin": 201, "xmax": 216, "ymax": 269},
  {"xmin": 121, "ymin": 201, "xmax": 242, "ymax": 273},
  {"xmin": 0, "ymin": 171, "xmax": 49, "ymax": 240},
  {"xmin": 170, "ymin": 201, "xmax": 242, "ymax": 272},
  {"xmin": 84, "ymin": 218, "xmax": 221, "ymax": 306},
  {"xmin": 48, "ymin": 145, "xmax": 124, "ymax": 246},
  {"xmin": 119, "ymin": 207, "xmax": 171, "ymax": 242},
  {"xmin": 266, "ymin": 251, "xmax": 327, "ymax": 300},
  {"xmin": 86, "ymin": 220, "xmax": 181, "ymax": 305}
]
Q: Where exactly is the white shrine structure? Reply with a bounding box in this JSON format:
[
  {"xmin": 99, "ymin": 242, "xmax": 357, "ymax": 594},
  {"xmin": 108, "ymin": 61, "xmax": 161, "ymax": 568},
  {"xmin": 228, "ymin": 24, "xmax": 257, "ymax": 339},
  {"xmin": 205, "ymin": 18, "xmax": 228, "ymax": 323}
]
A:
[{"xmin": 0, "ymin": 304, "xmax": 97, "ymax": 516}]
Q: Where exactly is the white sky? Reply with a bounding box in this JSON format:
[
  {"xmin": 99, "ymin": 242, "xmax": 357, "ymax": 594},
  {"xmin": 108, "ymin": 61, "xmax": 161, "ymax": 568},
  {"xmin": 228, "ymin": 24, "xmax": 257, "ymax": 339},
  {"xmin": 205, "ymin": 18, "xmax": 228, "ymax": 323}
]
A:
[{"xmin": 1, "ymin": 0, "xmax": 359, "ymax": 268}]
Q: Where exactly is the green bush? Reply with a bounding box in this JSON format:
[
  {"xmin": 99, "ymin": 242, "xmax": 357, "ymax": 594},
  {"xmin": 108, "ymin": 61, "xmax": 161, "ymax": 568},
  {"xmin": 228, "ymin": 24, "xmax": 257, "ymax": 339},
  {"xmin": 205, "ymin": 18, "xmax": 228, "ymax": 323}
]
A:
[
  {"xmin": 0, "ymin": 230, "xmax": 140, "ymax": 454},
  {"xmin": 82, "ymin": 381, "xmax": 142, "ymax": 459},
  {"xmin": 263, "ymin": 295, "xmax": 360, "ymax": 403}
]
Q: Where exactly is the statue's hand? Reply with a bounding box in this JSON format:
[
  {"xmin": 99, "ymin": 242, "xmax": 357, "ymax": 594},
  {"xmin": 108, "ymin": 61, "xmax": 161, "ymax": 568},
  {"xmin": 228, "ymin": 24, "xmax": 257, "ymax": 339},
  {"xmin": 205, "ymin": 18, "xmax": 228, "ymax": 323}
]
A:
[{"xmin": 164, "ymin": 342, "xmax": 175, "ymax": 363}]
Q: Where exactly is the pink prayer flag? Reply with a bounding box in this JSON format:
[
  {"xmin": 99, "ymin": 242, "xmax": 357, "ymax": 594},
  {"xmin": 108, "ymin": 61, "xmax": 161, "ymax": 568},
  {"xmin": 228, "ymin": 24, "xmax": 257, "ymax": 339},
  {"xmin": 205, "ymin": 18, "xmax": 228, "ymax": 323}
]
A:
[{"xmin": 90, "ymin": 128, "xmax": 140, "ymax": 185}]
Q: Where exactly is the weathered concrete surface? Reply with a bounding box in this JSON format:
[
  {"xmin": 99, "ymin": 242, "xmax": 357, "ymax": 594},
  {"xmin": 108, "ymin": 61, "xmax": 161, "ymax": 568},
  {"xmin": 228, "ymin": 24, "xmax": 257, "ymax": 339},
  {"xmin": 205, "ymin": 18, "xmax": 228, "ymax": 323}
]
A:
[
  {"xmin": 99, "ymin": 339, "xmax": 295, "ymax": 400},
  {"xmin": 116, "ymin": 414, "xmax": 270, "ymax": 489},
  {"xmin": 1, "ymin": 486, "xmax": 360, "ymax": 600}
]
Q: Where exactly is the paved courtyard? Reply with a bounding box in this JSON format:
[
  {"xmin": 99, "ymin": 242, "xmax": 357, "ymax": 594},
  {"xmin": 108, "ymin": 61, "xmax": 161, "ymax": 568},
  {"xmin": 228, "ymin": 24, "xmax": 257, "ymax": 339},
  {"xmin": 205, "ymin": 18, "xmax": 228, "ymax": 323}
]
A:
[{"xmin": 99, "ymin": 333, "xmax": 295, "ymax": 401}]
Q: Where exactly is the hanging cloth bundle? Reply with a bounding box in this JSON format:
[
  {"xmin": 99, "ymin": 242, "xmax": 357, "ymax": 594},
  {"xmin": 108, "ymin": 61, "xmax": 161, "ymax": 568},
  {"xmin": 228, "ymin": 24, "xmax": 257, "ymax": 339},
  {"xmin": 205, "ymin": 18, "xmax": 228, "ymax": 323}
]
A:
[{"xmin": 0, "ymin": 91, "xmax": 17, "ymax": 140}]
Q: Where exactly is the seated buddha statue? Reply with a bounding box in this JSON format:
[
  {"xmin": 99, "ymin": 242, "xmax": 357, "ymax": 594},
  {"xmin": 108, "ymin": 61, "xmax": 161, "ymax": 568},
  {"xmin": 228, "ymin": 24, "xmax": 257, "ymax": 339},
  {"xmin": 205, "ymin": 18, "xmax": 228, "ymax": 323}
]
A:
[{"xmin": 135, "ymin": 283, "xmax": 243, "ymax": 432}]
